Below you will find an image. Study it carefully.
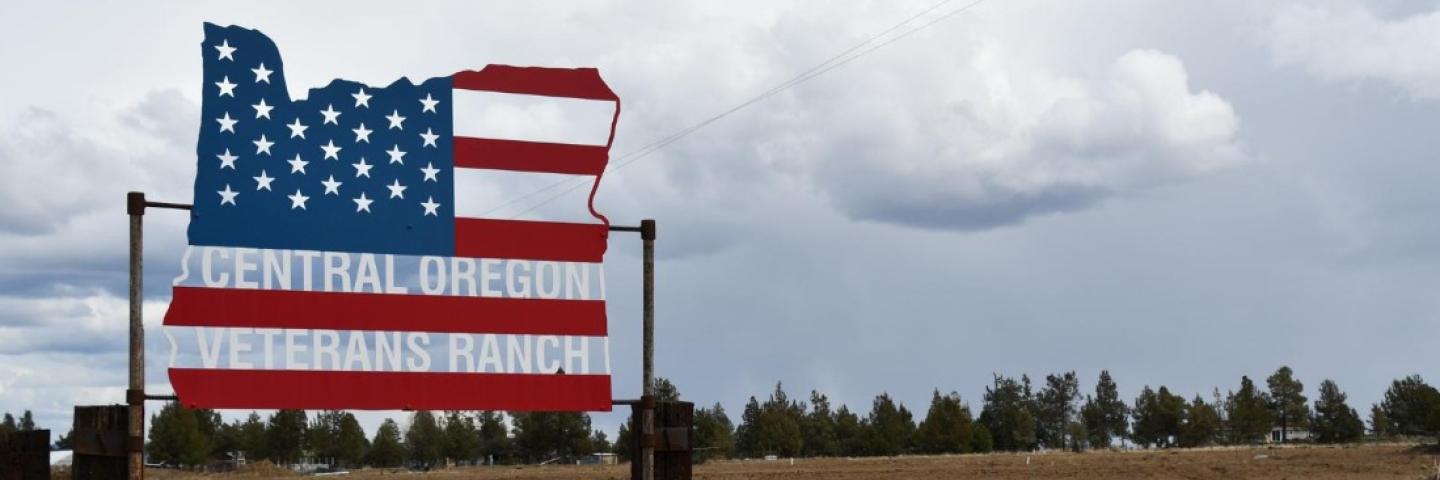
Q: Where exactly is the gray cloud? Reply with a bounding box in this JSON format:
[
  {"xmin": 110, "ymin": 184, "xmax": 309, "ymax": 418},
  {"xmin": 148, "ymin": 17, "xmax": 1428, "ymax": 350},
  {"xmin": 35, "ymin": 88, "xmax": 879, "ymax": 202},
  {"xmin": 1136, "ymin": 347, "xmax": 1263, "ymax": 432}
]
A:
[{"xmin": 1270, "ymin": 3, "xmax": 1440, "ymax": 100}]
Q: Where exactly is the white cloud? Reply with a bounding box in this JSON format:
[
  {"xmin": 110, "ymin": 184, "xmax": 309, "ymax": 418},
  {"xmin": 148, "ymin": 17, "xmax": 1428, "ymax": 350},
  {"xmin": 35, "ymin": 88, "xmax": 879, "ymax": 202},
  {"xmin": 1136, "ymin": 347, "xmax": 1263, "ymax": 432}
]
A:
[
  {"xmin": 795, "ymin": 47, "xmax": 1244, "ymax": 230},
  {"xmin": 1270, "ymin": 4, "xmax": 1440, "ymax": 99},
  {"xmin": 0, "ymin": 287, "xmax": 168, "ymax": 355}
]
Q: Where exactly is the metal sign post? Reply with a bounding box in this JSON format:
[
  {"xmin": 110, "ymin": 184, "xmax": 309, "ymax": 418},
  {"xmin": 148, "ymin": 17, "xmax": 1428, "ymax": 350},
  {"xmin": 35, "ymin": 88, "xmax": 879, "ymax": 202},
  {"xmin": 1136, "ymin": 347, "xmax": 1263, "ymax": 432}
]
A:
[
  {"xmin": 123, "ymin": 192, "xmax": 188, "ymax": 480},
  {"xmin": 609, "ymin": 219, "xmax": 657, "ymax": 480},
  {"xmin": 126, "ymin": 193, "xmax": 144, "ymax": 480}
]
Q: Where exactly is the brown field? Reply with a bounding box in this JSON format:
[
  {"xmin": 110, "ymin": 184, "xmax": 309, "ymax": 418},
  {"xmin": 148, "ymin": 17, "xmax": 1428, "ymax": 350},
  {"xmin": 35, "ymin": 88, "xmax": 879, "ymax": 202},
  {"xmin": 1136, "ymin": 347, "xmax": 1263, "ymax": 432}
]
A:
[{"xmin": 140, "ymin": 444, "xmax": 1440, "ymax": 480}]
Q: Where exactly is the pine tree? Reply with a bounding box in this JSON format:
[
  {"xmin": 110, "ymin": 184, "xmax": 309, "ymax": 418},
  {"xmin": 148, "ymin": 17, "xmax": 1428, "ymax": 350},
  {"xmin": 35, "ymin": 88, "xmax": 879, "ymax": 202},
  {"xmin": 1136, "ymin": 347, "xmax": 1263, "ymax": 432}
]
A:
[
  {"xmin": 405, "ymin": 411, "xmax": 444, "ymax": 468},
  {"xmin": 863, "ymin": 392, "xmax": 915, "ymax": 456},
  {"xmin": 695, "ymin": 403, "xmax": 736, "ymax": 460},
  {"xmin": 615, "ymin": 420, "xmax": 634, "ymax": 462},
  {"xmin": 914, "ymin": 390, "xmax": 976, "ymax": 454},
  {"xmin": 654, "ymin": 377, "xmax": 681, "ymax": 402},
  {"xmin": 308, "ymin": 410, "xmax": 346, "ymax": 465},
  {"xmin": 336, "ymin": 413, "xmax": 369, "ymax": 467},
  {"xmin": 1130, "ymin": 386, "xmax": 1160, "ymax": 447},
  {"xmin": 801, "ymin": 391, "xmax": 837, "ymax": 457},
  {"xmin": 147, "ymin": 402, "xmax": 211, "ymax": 467},
  {"xmin": 1266, "ymin": 366, "xmax": 1309, "ymax": 443},
  {"xmin": 1311, "ymin": 379, "xmax": 1364, "ymax": 444},
  {"xmin": 834, "ymin": 405, "xmax": 866, "ymax": 456},
  {"xmin": 1178, "ymin": 395, "xmax": 1220, "ymax": 448},
  {"xmin": 735, "ymin": 383, "xmax": 804, "ymax": 457},
  {"xmin": 1380, "ymin": 375, "xmax": 1440, "ymax": 437},
  {"xmin": 1225, "ymin": 376, "xmax": 1273, "ymax": 444},
  {"xmin": 238, "ymin": 412, "xmax": 267, "ymax": 460},
  {"xmin": 1369, "ymin": 405, "xmax": 1392, "ymax": 438},
  {"xmin": 0, "ymin": 413, "xmax": 15, "ymax": 435},
  {"xmin": 1035, "ymin": 372, "xmax": 1080, "ymax": 450},
  {"xmin": 55, "ymin": 428, "xmax": 75, "ymax": 450},
  {"xmin": 366, "ymin": 419, "xmax": 405, "ymax": 467},
  {"xmin": 511, "ymin": 412, "xmax": 595, "ymax": 462},
  {"xmin": 979, "ymin": 374, "xmax": 1037, "ymax": 451},
  {"xmin": 442, "ymin": 411, "xmax": 480, "ymax": 465},
  {"xmin": 735, "ymin": 396, "xmax": 763, "ymax": 457},
  {"xmin": 266, "ymin": 410, "xmax": 308, "ymax": 464},
  {"xmin": 591, "ymin": 430, "xmax": 611, "ymax": 453},
  {"xmin": 476, "ymin": 412, "xmax": 510, "ymax": 464},
  {"xmin": 18, "ymin": 411, "xmax": 35, "ymax": 431},
  {"xmin": 1080, "ymin": 370, "xmax": 1129, "ymax": 449}
]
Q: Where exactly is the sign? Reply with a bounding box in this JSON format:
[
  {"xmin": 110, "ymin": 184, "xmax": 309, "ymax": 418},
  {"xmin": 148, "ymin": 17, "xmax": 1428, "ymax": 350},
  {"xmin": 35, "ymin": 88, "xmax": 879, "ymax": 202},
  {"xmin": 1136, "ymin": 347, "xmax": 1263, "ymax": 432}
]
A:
[{"xmin": 162, "ymin": 23, "xmax": 620, "ymax": 411}]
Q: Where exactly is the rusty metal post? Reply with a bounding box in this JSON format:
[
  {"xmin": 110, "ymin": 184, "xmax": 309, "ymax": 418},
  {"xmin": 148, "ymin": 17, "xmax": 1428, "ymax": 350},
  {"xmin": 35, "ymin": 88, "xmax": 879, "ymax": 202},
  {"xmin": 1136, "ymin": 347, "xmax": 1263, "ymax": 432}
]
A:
[
  {"xmin": 640, "ymin": 219, "xmax": 656, "ymax": 480},
  {"xmin": 125, "ymin": 192, "xmax": 145, "ymax": 480}
]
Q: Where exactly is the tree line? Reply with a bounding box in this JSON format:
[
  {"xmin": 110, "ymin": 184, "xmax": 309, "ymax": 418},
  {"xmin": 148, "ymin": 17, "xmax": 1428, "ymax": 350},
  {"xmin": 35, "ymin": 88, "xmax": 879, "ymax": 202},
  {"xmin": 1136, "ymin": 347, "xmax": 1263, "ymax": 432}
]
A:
[
  {"xmin": 713, "ymin": 367, "xmax": 1433, "ymax": 458},
  {"xmin": 137, "ymin": 367, "xmax": 1440, "ymax": 468},
  {"xmin": 144, "ymin": 406, "xmax": 610, "ymax": 469}
]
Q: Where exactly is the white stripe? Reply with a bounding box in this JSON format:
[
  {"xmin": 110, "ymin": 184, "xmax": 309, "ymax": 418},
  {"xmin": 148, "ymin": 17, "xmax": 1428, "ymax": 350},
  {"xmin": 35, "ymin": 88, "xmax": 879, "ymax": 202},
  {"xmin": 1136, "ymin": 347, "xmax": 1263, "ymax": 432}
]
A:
[
  {"xmin": 175, "ymin": 246, "xmax": 605, "ymax": 300},
  {"xmin": 165, "ymin": 327, "xmax": 610, "ymax": 375},
  {"xmin": 452, "ymin": 89, "xmax": 616, "ymax": 146},
  {"xmin": 453, "ymin": 168, "xmax": 597, "ymax": 223}
]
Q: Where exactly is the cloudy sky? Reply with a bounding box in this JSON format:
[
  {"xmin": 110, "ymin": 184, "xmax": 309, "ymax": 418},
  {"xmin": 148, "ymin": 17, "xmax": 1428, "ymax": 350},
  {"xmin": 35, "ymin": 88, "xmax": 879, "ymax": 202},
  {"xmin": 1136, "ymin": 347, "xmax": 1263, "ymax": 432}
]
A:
[{"xmin": 2, "ymin": 0, "xmax": 1438, "ymax": 440}]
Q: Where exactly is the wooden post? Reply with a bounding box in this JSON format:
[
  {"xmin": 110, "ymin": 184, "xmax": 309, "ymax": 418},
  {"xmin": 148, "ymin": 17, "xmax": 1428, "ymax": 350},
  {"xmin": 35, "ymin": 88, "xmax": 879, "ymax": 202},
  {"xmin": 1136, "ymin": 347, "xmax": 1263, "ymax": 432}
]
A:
[
  {"xmin": 126, "ymin": 192, "xmax": 145, "ymax": 480},
  {"xmin": 0, "ymin": 429, "xmax": 50, "ymax": 480},
  {"xmin": 73, "ymin": 406, "xmax": 130, "ymax": 479},
  {"xmin": 640, "ymin": 219, "xmax": 656, "ymax": 480}
]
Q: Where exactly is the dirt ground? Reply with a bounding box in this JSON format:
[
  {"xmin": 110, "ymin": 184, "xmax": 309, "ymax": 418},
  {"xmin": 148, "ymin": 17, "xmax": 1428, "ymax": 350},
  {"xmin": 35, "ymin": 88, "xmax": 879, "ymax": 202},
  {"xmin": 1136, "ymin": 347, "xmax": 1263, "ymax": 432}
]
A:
[{"xmin": 139, "ymin": 444, "xmax": 1440, "ymax": 480}]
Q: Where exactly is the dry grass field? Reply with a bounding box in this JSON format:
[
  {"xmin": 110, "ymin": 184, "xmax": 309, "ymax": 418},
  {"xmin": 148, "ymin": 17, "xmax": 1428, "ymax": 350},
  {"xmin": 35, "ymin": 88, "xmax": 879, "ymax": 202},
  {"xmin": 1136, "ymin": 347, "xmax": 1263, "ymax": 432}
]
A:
[{"xmin": 133, "ymin": 443, "xmax": 1440, "ymax": 480}]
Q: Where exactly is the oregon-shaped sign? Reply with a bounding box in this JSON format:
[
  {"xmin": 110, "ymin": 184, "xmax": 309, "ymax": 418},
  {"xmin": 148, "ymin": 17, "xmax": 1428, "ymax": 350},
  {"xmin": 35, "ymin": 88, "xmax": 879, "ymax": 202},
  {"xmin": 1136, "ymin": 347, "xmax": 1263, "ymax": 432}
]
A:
[{"xmin": 163, "ymin": 24, "xmax": 619, "ymax": 411}]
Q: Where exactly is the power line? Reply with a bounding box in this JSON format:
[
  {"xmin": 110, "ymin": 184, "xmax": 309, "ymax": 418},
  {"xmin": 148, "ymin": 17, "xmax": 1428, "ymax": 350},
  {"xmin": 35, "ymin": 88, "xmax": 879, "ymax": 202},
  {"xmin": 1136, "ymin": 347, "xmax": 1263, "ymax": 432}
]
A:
[{"xmin": 495, "ymin": 0, "xmax": 989, "ymax": 218}]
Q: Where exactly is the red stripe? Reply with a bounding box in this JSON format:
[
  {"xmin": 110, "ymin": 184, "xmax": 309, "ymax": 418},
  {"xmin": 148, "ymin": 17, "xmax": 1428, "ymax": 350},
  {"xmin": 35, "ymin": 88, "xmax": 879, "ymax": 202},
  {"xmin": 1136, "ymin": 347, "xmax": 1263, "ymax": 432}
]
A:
[
  {"xmin": 455, "ymin": 218, "xmax": 608, "ymax": 263},
  {"xmin": 454, "ymin": 137, "xmax": 608, "ymax": 176},
  {"xmin": 170, "ymin": 368, "xmax": 611, "ymax": 411},
  {"xmin": 453, "ymin": 65, "xmax": 618, "ymax": 101},
  {"xmin": 165, "ymin": 286, "xmax": 606, "ymax": 336}
]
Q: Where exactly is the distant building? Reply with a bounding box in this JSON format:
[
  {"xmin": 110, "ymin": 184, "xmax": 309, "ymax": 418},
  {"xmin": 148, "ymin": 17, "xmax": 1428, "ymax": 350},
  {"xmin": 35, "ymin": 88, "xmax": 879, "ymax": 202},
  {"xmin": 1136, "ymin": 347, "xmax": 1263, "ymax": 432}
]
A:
[
  {"xmin": 1266, "ymin": 426, "xmax": 1311, "ymax": 443},
  {"xmin": 579, "ymin": 453, "xmax": 619, "ymax": 465}
]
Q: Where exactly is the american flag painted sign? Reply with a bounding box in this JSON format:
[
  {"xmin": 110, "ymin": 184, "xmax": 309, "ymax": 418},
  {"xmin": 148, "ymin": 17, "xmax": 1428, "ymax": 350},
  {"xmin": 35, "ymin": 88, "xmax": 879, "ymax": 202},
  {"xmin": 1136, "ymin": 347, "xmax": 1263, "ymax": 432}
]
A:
[{"xmin": 163, "ymin": 24, "xmax": 620, "ymax": 411}]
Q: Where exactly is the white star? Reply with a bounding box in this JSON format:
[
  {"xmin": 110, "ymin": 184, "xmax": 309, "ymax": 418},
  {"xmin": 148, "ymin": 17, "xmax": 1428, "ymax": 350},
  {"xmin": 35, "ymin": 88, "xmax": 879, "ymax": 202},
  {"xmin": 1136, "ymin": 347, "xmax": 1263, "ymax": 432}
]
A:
[
  {"xmin": 217, "ymin": 149, "xmax": 238, "ymax": 169},
  {"xmin": 352, "ymin": 123, "xmax": 373, "ymax": 143},
  {"xmin": 252, "ymin": 63, "xmax": 273, "ymax": 83},
  {"xmin": 288, "ymin": 189, "xmax": 310, "ymax": 210},
  {"xmin": 253, "ymin": 170, "xmax": 275, "ymax": 191},
  {"xmin": 421, "ymin": 196, "xmax": 441, "ymax": 216},
  {"xmin": 385, "ymin": 145, "xmax": 406, "ymax": 164},
  {"xmin": 419, "ymin": 128, "xmax": 439, "ymax": 148},
  {"xmin": 352, "ymin": 158, "xmax": 373, "ymax": 178},
  {"xmin": 321, "ymin": 140, "xmax": 342, "ymax": 160},
  {"xmin": 252, "ymin": 134, "xmax": 274, "ymax": 155},
  {"xmin": 286, "ymin": 118, "xmax": 308, "ymax": 139},
  {"xmin": 386, "ymin": 179, "xmax": 407, "ymax": 199},
  {"xmin": 321, "ymin": 175, "xmax": 343, "ymax": 195},
  {"xmin": 420, "ymin": 162, "xmax": 440, "ymax": 182},
  {"xmin": 217, "ymin": 184, "xmax": 239, "ymax": 205},
  {"xmin": 252, "ymin": 98, "xmax": 274, "ymax": 119},
  {"xmin": 320, "ymin": 104, "xmax": 341, "ymax": 125},
  {"xmin": 385, "ymin": 110, "xmax": 406, "ymax": 130},
  {"xmin": 287, "ymin": 154, "xmax": 309, "ymax": 174},
  {"xmin": 216, "ymin": 112, "xmax": 238, "ymax": 133},
  {"xmin": 215, "ymin": 76, "xmax": 237, "ymax": 97},
  {"xmin": 352, "ymin": 88, "xmax": 372, "ymax": 108},
  {"xmin": 420, "ymin": 93, "xmax": 439, "ymax": 113},
  {"xmin": 353, "ymin": 192, "xmax": 374, "ymax": 213},
  {"xmin": 215, "ymin": 40, "xmax": 236, "ymax": 61}
]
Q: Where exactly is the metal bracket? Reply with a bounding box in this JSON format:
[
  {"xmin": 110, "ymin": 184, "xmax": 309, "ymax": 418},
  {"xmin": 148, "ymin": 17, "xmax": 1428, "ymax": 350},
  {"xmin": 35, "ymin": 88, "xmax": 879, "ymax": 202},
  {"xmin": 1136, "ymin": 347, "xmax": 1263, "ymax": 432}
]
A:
[{"xmin": 126, "ymin": 192, "xmax": 146, "ymax": 216}]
